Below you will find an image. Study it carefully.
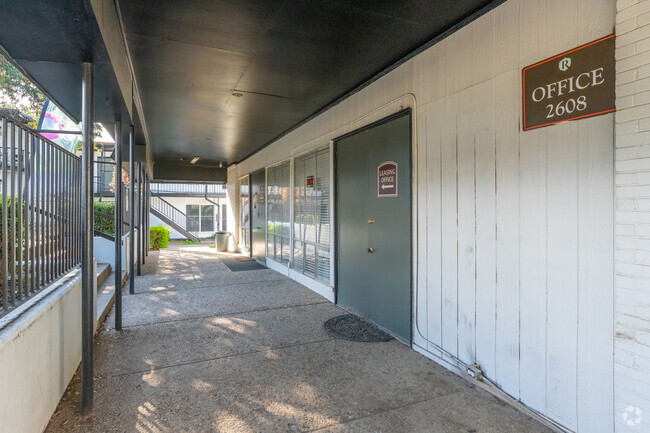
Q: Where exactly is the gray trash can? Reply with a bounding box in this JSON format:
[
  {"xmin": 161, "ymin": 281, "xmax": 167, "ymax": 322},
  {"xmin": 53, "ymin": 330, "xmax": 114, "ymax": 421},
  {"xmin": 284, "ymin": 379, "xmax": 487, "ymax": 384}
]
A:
[{"xmin": 215, "ymin": 231, "xmax": 230, "ymax": 252}]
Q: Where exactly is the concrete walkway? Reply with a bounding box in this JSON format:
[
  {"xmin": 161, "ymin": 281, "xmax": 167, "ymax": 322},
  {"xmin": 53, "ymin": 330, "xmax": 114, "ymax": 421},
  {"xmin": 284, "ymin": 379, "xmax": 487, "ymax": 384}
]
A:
[{"xmin": 46, "ymin": 245, "xmax": 553, "ymax": 433}]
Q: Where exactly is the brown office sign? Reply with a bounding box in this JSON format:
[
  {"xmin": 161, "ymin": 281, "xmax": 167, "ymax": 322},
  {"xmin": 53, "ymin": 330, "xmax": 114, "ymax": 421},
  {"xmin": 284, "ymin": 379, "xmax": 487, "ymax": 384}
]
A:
[
  {"xmin": 522, "ymin": 34, "xmax": 615, "ymax": 131},
  {"xmin": 377, "ymin": 161, "xmax": 398, "ymax": 197}
]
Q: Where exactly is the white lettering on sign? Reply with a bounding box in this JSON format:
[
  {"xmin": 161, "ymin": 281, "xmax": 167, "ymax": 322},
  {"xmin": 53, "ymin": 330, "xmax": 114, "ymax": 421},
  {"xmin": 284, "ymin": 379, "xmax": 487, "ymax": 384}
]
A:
[
  {"xmin": 530, "ymin": 67, "xmax": 604, "ymax": 102},
  {"xmin": 377, "ymin": 161, "xmax": 398, "ymax": 197}
]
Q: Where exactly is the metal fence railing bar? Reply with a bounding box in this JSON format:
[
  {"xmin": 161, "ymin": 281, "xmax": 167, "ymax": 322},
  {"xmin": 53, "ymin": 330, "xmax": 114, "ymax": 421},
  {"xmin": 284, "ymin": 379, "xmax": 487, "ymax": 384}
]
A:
[
  {"xmin": 1, "ymin": 115, "xmax": 82, "ymax": 317},
  {"xmin": 150, "ymin": 182, "xmax": 226, "ymax": 195}
]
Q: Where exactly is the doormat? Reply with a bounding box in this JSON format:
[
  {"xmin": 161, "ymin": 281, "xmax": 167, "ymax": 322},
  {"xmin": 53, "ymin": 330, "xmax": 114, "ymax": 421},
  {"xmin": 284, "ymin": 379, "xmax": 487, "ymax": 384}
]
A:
[
  {"xmin": 324, "ymin": 314, "xmax": 393, "ymax": 342},
  {"xmin": 220, "ymin": 256, "xmax": 266, "ymax": 272},
  {"xmin": 235, "ymin": 257, "xmax": 255, "ymax": 262}
]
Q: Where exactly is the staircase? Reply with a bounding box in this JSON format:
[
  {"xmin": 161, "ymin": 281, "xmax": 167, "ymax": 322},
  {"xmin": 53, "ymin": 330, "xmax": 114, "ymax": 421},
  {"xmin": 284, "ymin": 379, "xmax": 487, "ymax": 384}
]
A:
[{"xmin": 150, "ymin": 195, "xmax": 201, "ymax": 242}]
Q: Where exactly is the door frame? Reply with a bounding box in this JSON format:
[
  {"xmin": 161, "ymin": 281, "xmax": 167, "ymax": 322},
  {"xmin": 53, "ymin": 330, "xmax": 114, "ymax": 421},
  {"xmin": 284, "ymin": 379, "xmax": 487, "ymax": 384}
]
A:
[
  {"xmin": 333, "ymin": 108, "xmax": 413, "ymax": 343},
  {"xmin": 237, "ymin": 174, "xmax": 251, "ymax": 255},
  {"xmin": 249, "ymin": 168, "xmax": 266, "ymax": 261}
]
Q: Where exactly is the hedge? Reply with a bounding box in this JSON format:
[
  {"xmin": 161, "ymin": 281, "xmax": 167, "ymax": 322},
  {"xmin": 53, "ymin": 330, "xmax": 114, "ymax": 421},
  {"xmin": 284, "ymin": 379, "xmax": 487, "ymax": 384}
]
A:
[
  {"xmin": 0, "ymin": 196, "xmax": 27, "ymax": 289},
  {"xmin": 93, "ymin": 201, "xmax": 115, "ymax": 235},
  {"xmin": 0, "ymin": 196, "xmax": 25, "ymax": 262},
  {"xmin": 150, "ymin": 226, "xmax": 170, "ymax": 250}
]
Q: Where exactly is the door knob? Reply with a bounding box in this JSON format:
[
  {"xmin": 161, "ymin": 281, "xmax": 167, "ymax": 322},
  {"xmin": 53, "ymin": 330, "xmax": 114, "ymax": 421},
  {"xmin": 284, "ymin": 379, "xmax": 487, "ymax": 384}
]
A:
[
  {"xmin": 368, "ymin": 219, "xmax": 374, "ymax": 224},
  {"xmin": 367, "ymin": 248, "xmax": 374, "ymax": 254}
]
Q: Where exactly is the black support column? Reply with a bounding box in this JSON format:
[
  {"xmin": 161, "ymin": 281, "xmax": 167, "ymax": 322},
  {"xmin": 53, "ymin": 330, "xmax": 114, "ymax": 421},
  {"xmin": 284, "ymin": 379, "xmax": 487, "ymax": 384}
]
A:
[
  {"xmin": 81, "ymin": 62, "xmax": 95, "ymax": 416},
  {"xmin": 114, "ymin": 121, "xmax": 123, "ymax": 330},
  {"xmin": 137, "ymin": 163, "xmax": 141, "ymax": 275},
  {"xmin": 141, "ymin": 166, "xmax": 146, "ymax": 265},
  {"xmin": 129, "ymin": 126, "xmax": 135, "ymax": 294}
]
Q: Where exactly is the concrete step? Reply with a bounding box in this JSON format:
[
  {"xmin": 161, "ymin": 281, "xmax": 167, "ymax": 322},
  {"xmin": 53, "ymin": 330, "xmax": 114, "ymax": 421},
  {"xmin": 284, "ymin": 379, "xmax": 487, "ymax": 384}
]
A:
[
  {"xmin": 97, "ymin": 263, "xmax": 111, "ymax": 288},
  {"xmin": 96, "ymin": 270, "xmax": 127, "ymax": 330}
]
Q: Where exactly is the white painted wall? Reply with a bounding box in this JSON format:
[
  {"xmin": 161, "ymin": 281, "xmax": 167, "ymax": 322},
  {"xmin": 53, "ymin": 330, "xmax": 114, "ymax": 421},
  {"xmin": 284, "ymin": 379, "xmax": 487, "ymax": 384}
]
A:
[
  {"xmin": 149, "ymin": 196, "xmax": 227, "ymax": 239},
  {"xmin": 614, "ymin": 1, "xmax": 650, "ymax": 432},
  {"xmin": 94, "ymin": 233, "xmax": 130, "ymax": 270},
  {"xmin": 0, "ymin": 271, "xmax": 83, "ymax": 433},
  {"xmin": 229, "ymin": 1, "xmax": 616, "ymax": 431}
]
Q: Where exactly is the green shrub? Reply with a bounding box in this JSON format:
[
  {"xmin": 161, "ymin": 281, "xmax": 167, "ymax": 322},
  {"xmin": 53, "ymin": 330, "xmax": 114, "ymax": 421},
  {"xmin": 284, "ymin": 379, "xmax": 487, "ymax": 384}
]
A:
[
  {"xmin": 93, "ymin": 201, "xmax": 115, "ymax": 235},
  {"xmin": 0, "ymin": 195, "xmax": 27, "ymax": 255},
  {"xmin": 150, "ymin": 225, "xmax": 170, "ymax": 250},
  {"xmin": 0, "ymin": 196, "xmax": 27, "ymax": 289}
]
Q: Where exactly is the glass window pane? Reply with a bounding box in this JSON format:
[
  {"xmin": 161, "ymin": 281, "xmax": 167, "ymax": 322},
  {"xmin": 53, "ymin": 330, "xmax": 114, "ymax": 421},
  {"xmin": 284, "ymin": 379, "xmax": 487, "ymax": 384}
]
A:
[
  {"xmin": 316, "ymin": 149, "xmax": 330, "ymax": 246},
  {"xmin": 293, "ymin": 241, "xmax": 304, "ymax": 273},
  {"xmin": 268, "ymin": 234, "xmax": 274, "ymax": 260},
  {"xmin": 316, "ymin": 247, "xmax": 330, "ymax": 283},
  {"xmin": 304, "ymin": 243, "xmax": 316, "ymax": 278},
  {"xmin": 266, "ymin": 161, "xmax": 290, "ymax": 262},
  {"xmin": 201, "ymin": 205, "xmax": 214, "ymax": 232},
  {"xmin": 186, "ymin": 205, "xmax": 199, "ymax": 231},
  {"xmin": 281, "ymin": 236, "xmax": 291, "ymax": 265}
]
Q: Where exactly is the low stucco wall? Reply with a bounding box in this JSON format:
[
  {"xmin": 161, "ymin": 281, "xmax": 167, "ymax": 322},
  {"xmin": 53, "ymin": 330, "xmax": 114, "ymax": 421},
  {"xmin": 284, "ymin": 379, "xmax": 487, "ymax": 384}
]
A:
[
  {"xmin": 0, "ymin": 270, "xmax": 84, "ymax": 433},
  {"xmin": 94, "ymin": 233, "xmax": 130, "ymax": 270}
]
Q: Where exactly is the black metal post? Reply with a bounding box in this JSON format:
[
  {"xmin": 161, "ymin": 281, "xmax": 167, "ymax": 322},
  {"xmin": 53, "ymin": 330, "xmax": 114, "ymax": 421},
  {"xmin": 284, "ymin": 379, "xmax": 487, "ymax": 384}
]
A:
[
  {"xmin": 146, "ymin": 176, "xmax": 150, "ymax": 255},
  {"xmin": 136, "ymin": 163, "xmax": 141, "ymax": 275},
  {"xmin": 114, "ymin": 121, "xmax": 123, "ymax": 330},
  {"xmin": 2, "ymin": 118, "xmax": 8, "ymax": 306},
  {"xmin": 81, "ymin": 62, "xmax": 95, "ymax": 416},
  {"xmin": 129, "ymin": 125, "xmax": 135, "ymax": 294},
  {"xmin": 141, "ymin": 166, "xmax": 146, "ymax": 265}
]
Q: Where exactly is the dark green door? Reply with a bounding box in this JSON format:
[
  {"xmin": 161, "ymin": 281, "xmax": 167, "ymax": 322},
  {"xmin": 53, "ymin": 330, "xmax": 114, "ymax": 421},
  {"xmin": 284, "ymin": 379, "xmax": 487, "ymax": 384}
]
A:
[
  {"xmin": 250, "ymin": 169, "xmax": 266, "ymax": 263},
  {"xmin": 336, "ymin": 112, "xmax": 412, "ymax": 342}
]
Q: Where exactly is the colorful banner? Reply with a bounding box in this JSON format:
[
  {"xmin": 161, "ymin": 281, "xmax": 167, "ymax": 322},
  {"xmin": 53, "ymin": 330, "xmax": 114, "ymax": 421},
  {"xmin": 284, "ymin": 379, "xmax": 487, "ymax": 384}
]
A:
[{"xmin": 36, "ymin": 98, "xmax": 81, "ymax": 153}]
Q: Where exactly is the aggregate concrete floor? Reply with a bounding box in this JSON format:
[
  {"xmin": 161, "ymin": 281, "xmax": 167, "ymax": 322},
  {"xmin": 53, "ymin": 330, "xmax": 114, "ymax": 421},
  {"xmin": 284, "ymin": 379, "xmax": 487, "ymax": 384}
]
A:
[{"xmin": 45, "ymin": 245, "xmax": 554, "ymax": 433}]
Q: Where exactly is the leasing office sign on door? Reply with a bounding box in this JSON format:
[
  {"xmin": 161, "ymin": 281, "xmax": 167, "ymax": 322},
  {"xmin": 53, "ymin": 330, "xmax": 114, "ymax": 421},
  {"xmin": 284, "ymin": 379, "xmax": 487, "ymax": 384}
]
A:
[
  {"xmin": 378, "ymin": 161, "xmax": 398, "ymax": 197},
  {"xmin": 522, "ymin": 34, "xmax": 615, "ymax": 130}
]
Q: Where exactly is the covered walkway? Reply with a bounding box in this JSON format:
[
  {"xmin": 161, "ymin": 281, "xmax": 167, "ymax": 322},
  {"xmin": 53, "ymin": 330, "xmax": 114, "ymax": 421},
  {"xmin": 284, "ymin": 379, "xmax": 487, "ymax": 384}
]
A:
[{"xmin": 45, "ymin": 245, "xmax": 551, "ymax": 433}]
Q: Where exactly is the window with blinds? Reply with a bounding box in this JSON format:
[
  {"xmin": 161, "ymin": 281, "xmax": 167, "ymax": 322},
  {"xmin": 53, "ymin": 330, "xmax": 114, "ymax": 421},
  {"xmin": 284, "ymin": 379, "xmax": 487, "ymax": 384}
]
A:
[
  {"xmin": 266, "ymin": 161, "xmax": 291, "ymax": 264},
  {"xmin": 293, "ymin": 148, "xmax": 330, "ymax": 283}
]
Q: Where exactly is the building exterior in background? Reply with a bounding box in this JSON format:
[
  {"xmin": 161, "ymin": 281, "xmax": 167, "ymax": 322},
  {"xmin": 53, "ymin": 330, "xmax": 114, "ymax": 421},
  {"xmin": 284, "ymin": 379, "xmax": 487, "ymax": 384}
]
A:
[
  {"xmin": 148, "ymin": 183, "xmax": 227, "ymax": 239},
  {"xmin": 224, "ymin": 1, "xmax": 650, "ymax": 432},
  {"xmin": 3, "ymin": 0, "xmax": 650, "ymax": 432}
]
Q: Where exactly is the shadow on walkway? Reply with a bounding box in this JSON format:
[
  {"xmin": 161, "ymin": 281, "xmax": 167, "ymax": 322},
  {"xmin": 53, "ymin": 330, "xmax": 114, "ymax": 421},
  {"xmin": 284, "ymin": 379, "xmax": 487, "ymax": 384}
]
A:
[{"xmin": 45, "ymin": 245, "xmax": 553, "ymax": 433}]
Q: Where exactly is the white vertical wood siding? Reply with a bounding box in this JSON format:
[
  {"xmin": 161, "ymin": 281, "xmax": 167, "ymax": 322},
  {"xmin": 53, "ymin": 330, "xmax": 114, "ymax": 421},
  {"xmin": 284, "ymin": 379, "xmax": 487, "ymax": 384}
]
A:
[{"xmin": 231, "ymin": 1, "xmax": 615, "ymax": 431}]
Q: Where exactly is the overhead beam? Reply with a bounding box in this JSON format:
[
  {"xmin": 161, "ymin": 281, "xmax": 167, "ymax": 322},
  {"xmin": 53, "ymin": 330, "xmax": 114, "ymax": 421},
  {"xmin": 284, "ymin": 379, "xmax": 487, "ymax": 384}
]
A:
[
  {"xmin": 153, "ymin": 164, "xmax": 227, "ymax": 183},
  {"xmin": 90, "ymin": 0, "xmax": 152, "ymax": 171}
]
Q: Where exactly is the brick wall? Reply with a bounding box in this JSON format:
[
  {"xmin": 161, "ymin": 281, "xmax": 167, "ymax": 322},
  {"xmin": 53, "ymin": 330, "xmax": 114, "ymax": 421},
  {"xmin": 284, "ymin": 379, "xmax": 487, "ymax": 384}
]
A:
[{"xmin": 616, "ymin": 1, "xmax": 650, "ymax": 432}]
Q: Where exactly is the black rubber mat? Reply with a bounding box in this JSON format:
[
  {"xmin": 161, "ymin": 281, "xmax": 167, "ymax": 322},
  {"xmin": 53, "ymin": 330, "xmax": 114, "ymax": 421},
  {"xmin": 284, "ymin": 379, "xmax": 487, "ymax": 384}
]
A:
[
  {"xmin": 219, "ymin": 256, "xmax": 266, "ymax": 272},
  {"xmin": 324, "ymin": 314, "xmax": 393, "ymax": 342}
]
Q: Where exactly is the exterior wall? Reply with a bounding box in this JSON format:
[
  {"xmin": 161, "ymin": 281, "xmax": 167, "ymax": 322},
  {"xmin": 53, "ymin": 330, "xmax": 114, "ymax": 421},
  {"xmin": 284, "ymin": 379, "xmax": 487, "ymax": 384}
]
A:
[
  {"xmin": 615, "ymin": 1, "xmax": 650, "ymax": 432},
  {"xmin": 150, "ymin": 196, "xmax": 226, "ymax": 239},
  {"xmin": 230, "ymin": 1, "xmax": 617, "ymax": 431},
  {"xmin": 0, "ymin": 271, "xmax": 83, "ymax": 433},
  {"xmin": 94, "ymin": 233, "xmax": 130, "ymax": 271}
]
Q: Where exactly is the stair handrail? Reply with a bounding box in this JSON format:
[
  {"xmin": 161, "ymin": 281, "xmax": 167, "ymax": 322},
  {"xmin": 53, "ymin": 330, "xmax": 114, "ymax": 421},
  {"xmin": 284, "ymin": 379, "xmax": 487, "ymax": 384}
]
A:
[{"xmin": 150, "ymin": 194, "xmax": 200, "ymax": 232}]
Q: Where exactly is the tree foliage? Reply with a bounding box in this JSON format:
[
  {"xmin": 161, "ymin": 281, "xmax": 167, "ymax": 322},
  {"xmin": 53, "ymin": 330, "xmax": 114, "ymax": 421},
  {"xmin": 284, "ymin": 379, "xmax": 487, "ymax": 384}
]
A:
[{"xmin": 0, "ymin": 53, "xmax": 45, "ymax": 127}]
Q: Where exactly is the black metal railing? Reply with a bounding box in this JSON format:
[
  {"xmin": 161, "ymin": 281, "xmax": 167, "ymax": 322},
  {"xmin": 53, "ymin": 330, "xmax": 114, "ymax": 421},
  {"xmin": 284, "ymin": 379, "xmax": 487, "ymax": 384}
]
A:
[
  {"xmin": 94, "ymin": 160, "xmax": 115, "ymax": 198},
  {"xmin": 150, "ymin": 182, "xmax": 226, "ymax": 195},
  {"xmin": 150, "ymin": 195, "xmax": 200, "ymax": 231},
  {"xmin": 1, "ymin": 115, "xmax": 81, "ymax": 317}
]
